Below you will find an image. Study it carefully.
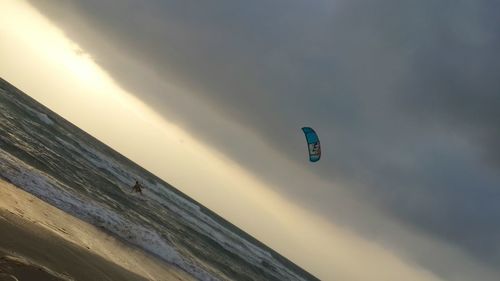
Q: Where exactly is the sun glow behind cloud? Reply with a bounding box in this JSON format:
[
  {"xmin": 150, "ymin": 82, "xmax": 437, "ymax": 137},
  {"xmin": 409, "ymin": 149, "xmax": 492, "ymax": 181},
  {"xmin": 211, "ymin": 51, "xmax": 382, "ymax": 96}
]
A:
[{"xmin": 0, "ymin": 1, "xmax": 463, "ymax": 280}]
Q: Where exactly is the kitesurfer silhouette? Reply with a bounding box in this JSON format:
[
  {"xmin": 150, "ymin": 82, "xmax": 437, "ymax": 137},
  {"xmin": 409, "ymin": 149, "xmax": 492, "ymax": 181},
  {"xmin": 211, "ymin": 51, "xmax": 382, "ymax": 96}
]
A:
[{"xmin": 131, "ymin": 180, "xmax": 144, "ymax": 195}]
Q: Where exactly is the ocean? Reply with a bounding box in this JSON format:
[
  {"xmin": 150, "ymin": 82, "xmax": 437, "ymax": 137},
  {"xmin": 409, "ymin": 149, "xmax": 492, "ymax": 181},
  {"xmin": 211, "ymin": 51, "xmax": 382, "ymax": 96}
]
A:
[{"xmin": 0, "ymin": 78, "xmax": 319, "ymax": 281}]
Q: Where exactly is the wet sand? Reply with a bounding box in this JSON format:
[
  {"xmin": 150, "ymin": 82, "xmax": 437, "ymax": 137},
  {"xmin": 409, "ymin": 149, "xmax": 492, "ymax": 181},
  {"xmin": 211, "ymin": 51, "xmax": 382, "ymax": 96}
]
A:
[
  {"xmin": 0, "ymin": 254, "xmax": 68, "ymax": 281},
  {"xmin": 0, "ymin": 209, "xmax": 149, "ymax": 281},
  {"xmin": 0, "ymin": 179, "xmax": 195, "ymax": 281}
]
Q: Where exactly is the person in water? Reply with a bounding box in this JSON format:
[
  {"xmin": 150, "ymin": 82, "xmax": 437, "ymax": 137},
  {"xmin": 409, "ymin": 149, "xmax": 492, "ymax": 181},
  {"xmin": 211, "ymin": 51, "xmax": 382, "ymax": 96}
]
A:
[{"xmin": 131, "ymin": 180, "xmax": 144, "ymax": 195}]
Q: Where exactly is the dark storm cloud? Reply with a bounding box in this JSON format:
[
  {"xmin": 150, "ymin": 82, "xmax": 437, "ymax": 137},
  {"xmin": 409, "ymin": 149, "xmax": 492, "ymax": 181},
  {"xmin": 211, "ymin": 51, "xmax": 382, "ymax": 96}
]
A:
[{"xmin": 28, "ymin": 0, "xmax": 500, "ymax": 273}]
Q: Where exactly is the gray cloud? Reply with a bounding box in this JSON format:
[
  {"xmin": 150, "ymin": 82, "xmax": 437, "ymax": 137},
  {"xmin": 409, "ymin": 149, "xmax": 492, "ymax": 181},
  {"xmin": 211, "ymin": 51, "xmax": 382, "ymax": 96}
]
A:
[{"xmin": 28, "ymin": 0, "xmax": 500, "ymax": 278}]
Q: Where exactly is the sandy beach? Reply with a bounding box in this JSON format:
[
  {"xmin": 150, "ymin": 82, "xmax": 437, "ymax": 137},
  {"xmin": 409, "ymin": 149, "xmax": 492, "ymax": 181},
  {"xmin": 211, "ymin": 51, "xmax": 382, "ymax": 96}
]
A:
[{"xmin": 0, "ymin": 179, "xmax": 195, "ymax": 281}]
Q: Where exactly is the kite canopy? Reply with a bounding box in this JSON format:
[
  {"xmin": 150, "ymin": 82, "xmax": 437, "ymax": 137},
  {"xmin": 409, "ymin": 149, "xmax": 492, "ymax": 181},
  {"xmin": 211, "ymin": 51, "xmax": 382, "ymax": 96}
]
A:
[{"xmin": 301, "ymin": 127, "xmax": 321, "ymax": 162}]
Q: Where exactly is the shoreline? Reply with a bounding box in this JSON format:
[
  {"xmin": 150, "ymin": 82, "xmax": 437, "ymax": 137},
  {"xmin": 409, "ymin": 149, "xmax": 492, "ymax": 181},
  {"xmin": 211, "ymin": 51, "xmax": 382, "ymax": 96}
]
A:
[{"xmin": 0, "ymin": 179, "xmax": 195, "ymax": 281}]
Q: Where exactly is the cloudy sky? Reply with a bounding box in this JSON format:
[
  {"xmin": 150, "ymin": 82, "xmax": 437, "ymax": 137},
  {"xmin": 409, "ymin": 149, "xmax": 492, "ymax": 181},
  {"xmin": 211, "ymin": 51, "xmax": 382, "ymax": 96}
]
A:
[{"xmin": 1, "ymin": 0, "xmax": 499, "ymax": 280}]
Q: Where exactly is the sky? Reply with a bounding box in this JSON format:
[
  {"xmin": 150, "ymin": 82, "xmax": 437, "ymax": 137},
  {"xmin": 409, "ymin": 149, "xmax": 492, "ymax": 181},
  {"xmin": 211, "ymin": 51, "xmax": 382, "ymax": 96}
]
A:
[{"xmin": 1, "ymin": 0, "xmax": 499, "ymax": 280}]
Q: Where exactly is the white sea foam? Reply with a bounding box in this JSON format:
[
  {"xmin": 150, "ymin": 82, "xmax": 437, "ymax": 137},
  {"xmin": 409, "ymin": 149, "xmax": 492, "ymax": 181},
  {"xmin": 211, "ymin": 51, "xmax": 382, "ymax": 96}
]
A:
[
  {"xmin": 16, "ymin": 102, "xmax": 54, "ymax": 126},
  {"xmin": 36, "ymin": 112, "xmax": 54, "ymax": 125}
]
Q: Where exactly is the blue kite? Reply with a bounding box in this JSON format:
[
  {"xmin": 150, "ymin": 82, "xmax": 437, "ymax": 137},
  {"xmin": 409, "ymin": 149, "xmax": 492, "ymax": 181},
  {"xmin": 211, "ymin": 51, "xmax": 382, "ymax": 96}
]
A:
[{"xmin": 301, "ymin": 127, "xmax": 321, "ymax": 162}]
